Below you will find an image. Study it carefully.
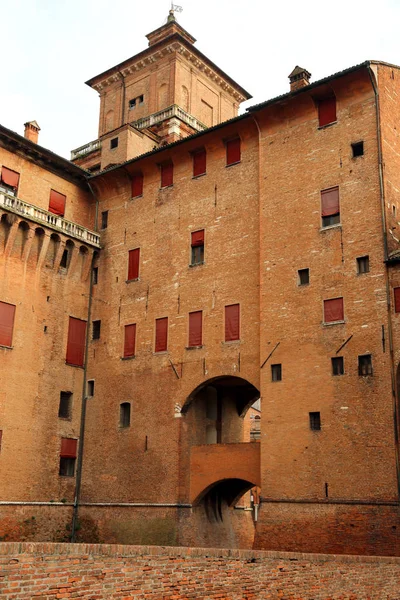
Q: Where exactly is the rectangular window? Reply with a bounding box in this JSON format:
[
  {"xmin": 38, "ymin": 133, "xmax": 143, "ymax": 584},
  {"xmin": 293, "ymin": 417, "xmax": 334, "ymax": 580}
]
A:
[
  {"xmin": 87, "ymin": 380, "xmax": 95, "ymax": 397},
  {"xmin": 131, "ymin": 173, "xmax": 143, "ymax": 197},
  {"xmin": 309, "ymin": 412, "xmax": 321, "ymax": 431},
  {"xmin": 394, "ymin": 288, "xmax": 400, "ymax": 313},
  {"xmin": 352, "ymin": 141, "xmax": 364, "ymax": 157},
  {"xmin": 225, "ymin": 304, "xmax": 240, "ymax": 342},
  {"xmin": 0, "ymin": 301, "xmax": 16, "ymax": 347},
  {"xmin": 66, "ymin": 317, "xmax": 87, "ymax": 367},
  {"xmin": 59, "ymin": 438, "xmax": 77, "ymax": 477},
  {"xmin": 129, "ymin": 98, "xmax": 137, "ymax": 109},
  {"xmin": 60, "ymin": 249, "xmax": 69, "ymax": 269},
  {"xmin": 161, "ymin": 163, "xmax": 173, "ymax": 188},
  {"xmin": 271, "ymin": 364, "xmax": 282, "ymax": 382},
  {"xmin": 48, "ymin": 190, "xmax": 66, "ymax": 217},
  {"xmin": 92, "ymin": 320, "xmax": 101, "ymax": 340},
  {"xmin": 189, "ymin": 311, "xmax": 202, "ymax": 347},
  {"xmin": 128, "ymin": 248, "xmax": 140, "ymax": 281},
  {"xmin": 298, "ymin": 268, "xmax": 309, "ymax": 286},
  {"xmin": 101, "ymin": 211, "xmax": 108, "ymax": 229},
  {"xmin": 155, "ymin": 317, "xmax": 168, "ymax": 352},
  {"xmin": 358, "ymin": 354, "xmax": 373, "ymax": 376},
  {"xmin": 58, "ymin": 392, "xmax": 72, "ymax": 419},
  {"xmin": 110, "ymin": 137, "xmax": 118, "ymax": 149},
  {"xmin": 120, "ymin": 403, "xmax": 131, "ymax": 428},
  {"xmin": 93, "ymin": 267, "xmax": 98, "ymax": 285},
  {"xmin": 191, "ymin": 230, "xmax": 204, "ymax": 265},
  {"xmin": 193, "ymin": 149, "xmax": 206, "ymax": 177},
  {"xmin": 0, "ymin": 166, "xmax": 20, "ymax": 194},
  {"xmin": 357, "ymin": 256, "xmax": 369, "ymax": 275},
  {"xmin": 321, "ymin": 187, "xmax": 340, "ymax": 227},
  {"xmin": 226, "ymin": 138, "xmax": 241, "ymax": 166},
  {"xmin": 331, "ymin": 356, "xmax": 344, "ymax": 376},
  {"xmin": 318, "ymin": 96, "xmax": 336, "ymax": 127},
  {"xmin": 323, "ymin": 297, "xmax": 344, "ymax": 323},
  {"xmin": 124, "ymin": 323, "xmax": 136, "ymax": 358}
]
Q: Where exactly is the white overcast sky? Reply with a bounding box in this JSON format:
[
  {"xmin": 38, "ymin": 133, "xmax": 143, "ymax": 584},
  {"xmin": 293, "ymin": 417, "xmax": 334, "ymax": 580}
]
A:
[{"xmin": 1, "ymin": 0, "xmax": 400, "ymax": 159}]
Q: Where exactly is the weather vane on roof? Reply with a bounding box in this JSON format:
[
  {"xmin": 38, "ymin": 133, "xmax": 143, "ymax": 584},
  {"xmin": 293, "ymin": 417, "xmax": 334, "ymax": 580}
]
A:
[{"xmin": 171, "ymin": 3, "xmax": 183, "ymax": 13}]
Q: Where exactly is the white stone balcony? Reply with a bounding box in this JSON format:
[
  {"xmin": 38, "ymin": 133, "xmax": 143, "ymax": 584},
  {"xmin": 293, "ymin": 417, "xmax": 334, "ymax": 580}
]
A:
[
  {"xmin": 70, "ymin": 139, "xmax": 101, "ymax": 161},
  {"xmin": 0, "ymin": 193, "xmax": 101, "ymax": 248},
  {"xmin": 132, "ymin": 104, "xmax": 207, "ymax": 132}
]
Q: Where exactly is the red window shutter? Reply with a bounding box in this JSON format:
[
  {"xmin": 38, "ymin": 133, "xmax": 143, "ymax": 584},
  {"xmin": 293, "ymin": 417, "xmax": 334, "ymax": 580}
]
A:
[
  {"xmin": 1, "ymin": 166, "xmax": 20, "ymax": 189},
  {"xmin": 0, "ymin": 301, "xmax": 16, "ymax": 347},
  {"xmin": 394, "ymin": 288, "xmax": 400, "ymax": 313},
  {"xmin": 155, "ymin": 317, "xmax": 168, "ymax": 352},
  {"xmin": 193, "ymin": 150, "xmax": 206, "ymax": 177},
  {"xmin": 66, "ymin": 317, "xmax": 87, "ymax": 367},
  {"xmin": 324, "ymin": 298, "xmax": 344, "ymax": 323},
  {"xmin": 128, "ymin": 248, "xmax": 140, "ymax": 280},
  {"xmin": 124, "ymin": 324, "xmax": 136, "ymax": 357},
  {"xmin": 60, "ymin": 438, "xmax": 77, "ymax": 458},
  {"xmin": 318, "ymin": 97, "xmax": 336, "ymax": 127},
  {"xmin": 189, "ymin": 311, "xmax": 202, "ymax": 347},
  {"xmin": 48, "ymin": 190, "xmax": 66, "ymax": 216},
  {"xmin": 132, "ymin": 173, "xmax": 143, "ymax": 197},
  {"xmin": 191, "ymin": 230, "xmax": 204, "ymax": 247},
  {"xmin": 161, "ymin": 163, "xmax": 173, "ymax": 188},
  {"xmin": 225, "ymin": 304, "xmax": 240, "ymax": 341},
  {"xmin": 226, "ymin": 138, "xmax": 241, "ymax": 166},
  {"xmin": 321, "ymin": 187, "xmax": 340, "ymax": 217}
]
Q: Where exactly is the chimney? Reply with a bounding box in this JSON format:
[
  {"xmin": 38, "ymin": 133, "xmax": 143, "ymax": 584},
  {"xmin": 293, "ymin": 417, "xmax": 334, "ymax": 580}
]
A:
[
  {"xmin": 288, "ymin": 66, "xmax": 311, "ymax": 92},
  {"xmin": 24, "ymin": 120, "xmax": 40, "ymax": 144}
]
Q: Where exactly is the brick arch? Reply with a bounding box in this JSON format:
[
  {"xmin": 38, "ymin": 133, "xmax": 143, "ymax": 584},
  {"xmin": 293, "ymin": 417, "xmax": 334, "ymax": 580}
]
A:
[{"xmin": 182, "ymin": 375, "xmax": 259, "ymax": 417}]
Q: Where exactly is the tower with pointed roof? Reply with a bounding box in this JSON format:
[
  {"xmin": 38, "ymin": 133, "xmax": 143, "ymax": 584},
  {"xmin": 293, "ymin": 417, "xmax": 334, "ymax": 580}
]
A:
[{"xmin": 72, "ymin": 11, "xmax": 251, "ymax": 171}]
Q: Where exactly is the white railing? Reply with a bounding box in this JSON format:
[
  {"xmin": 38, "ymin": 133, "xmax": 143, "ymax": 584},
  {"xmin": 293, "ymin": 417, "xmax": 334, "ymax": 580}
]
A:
[
  {"xmin": 132, "ymin": 105, "xmax": 207, "ymax": 132},
  {"xmin": 70, "ymin": 139, "xmax": 101, "ymax": 161},
  {"xmin": 0, "ymin": 193, "xmax": 101, "ymax": 248}
]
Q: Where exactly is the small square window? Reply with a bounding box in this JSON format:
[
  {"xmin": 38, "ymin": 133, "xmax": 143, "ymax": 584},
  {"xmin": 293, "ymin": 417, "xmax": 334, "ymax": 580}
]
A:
[
  {"xmin": 87, "ymin": 380, "xmax": 95, "ymax": 397},
  {"xmin": 357, "ymin": 255, "xmax": 369, "ymax": 274},
  {"xmin": 101, "ymin": 211, "xmax": 108, "ymax": 230},
  {"xmin": 271, "ymin": 364, "xmax": 282, "ymax": 382},
  {"xmin": 110, "ymin": 137, "xmax": 118, "ymax": 149},
  {"xmin": 129, "ymin": 98, "xmax": 137, "ymax": 109},
  {"xmin": 309, "ymin": 412, "xmax": 321, "ymax": 431},
  {"xmin": 58, "ymin": 392, "xmax": 72, "ymax": 419},
  {"xmin": 92, "ymin": 320, "xmax": 101, "ymax": 340},
  {"xmin": 352, "ymin": 141, "xmax": 364, "ymax": 158},
  {"xmin": 298, "ymin": 268, "xmax": 309, "ymax": 286},
  {"xmin": 358, "ymin": 354, "xmax": 373, "ymax": 376},
  {"xmin": 93, "ymin": 267, "xmax": 98, "ymax": 285},
  {"xmin": 59, "ymin": 457, "xmax": 76, "ymax": 477},
  {"xmin": 331, "ymin": 356, "xmax": 344, "ymax": 376}
]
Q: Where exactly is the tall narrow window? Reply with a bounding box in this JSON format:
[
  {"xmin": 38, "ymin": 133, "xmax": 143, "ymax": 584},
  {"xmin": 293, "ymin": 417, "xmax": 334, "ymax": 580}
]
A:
[
  {"xmin": 110, "ymin": 137, "xmax": 118, "ymax": 149},
  {"xmin": 298, "ymin": 268, "xmax": 310, "ymax": 286},
  {"xmin": 225, "ymin": 304, "xmax": 240, "ymax": 342},
  {"xmin": 93, "ymin": 267, "xmax": 98, "ymax": 285},
  {"xmin": 120, "ymin": 403, "xmax": 131, "ymax": 428},
  {"xmin": 321, "ymin": 187, "xmax": 340, "ymax": 227},
  {"xmin": 226, "ymin": 138, "xmax": 241, "ymax": 166},
  {"xmin": 87, "ymin": 380, "xmax": 95, "ymax": 396},
  {"xmin": 193, "ymin": 149, "xmax": 206, "ymax": 177},
  {"xmin": 271, "ymin": 364, "xmax": 282, "ymax": 382},
  {"xmin": 59, "ymin": 438, "xmax": 77, "ymax": 477},
  {"xmin": 124, "ymin": 323, "xmax": 136, "ymax": 358},
  {"xmin": 191, "ymin": 230, "xmax": 204, "ymax": 265},
  {"xmin": 92, "ymin": 320, "xmax": 101, "ymax": 340},
  {"xmin": 128, "ymin": 248, "xmax": 140, "ymax": 281},
  {"xmin": 131, "ymin": 173, "xmax": 143, "ymax": 197},
  {"xmin": 394, "ymin": 287, "xmax": 400, "ymax": 313},
  {"xmin": 160, "ymin": 163, "xmax": 173, "ymax": 188},
  {"xmin": 58, "ymin": 392, "xmax": 72, "ymax": 419},
  {"xmin": 323, "ymin": 298, "xmax": 344, "ymax": 323},
  {"xmin": 318, "ymin": 96, "xmax": 336, "ymax": 127},
  {"xmin": 331, "ymin": 356, "xmax": 344, "ymax": 376},
  {"xmin": 309, "ymin": 412, "xmax": 321, "ymax": 431},
  {"xmin": 155, "ymin": 317, "xmax": 168, "ymax": 352},
  {"xmin": 0, "ymin": 301, "xmax": 16, "ymax": 347},
  {"xmin": 66, "ymin": 317, "xmax": 87, "ymax": 367},
  {"xmin": 189, "ymin": 311, "xmax": 203, "ymax": 347},
  {"xmin": 0, "ymin": 166, "xmax": 20, "ymax": 195},
  {"xmin": 357, "ymin": 256, "xmax": 369, "ymax": 275},
  {"xmin": 358, "ymin": 354, "xmax": 373, "ymax": 376},
  {"xmin": 101, "ymin": 211, "xmax": 108, "ymax": 229},
  {"xmin": 48, "ymin": 190, "xmax": 66, "ymax": 217}
]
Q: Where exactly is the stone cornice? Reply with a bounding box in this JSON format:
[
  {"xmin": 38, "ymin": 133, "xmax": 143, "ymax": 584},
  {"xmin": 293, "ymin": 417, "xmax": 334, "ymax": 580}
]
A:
[{"xmin": 87, "ymin": 35, "xmax": 251, "ymax": 103}]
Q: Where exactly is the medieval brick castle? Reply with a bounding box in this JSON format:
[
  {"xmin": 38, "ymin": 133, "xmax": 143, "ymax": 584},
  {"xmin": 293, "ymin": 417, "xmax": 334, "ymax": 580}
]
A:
[{"xmin": 0, "ymin": 11, "xmax": 400, "ymax": 555}]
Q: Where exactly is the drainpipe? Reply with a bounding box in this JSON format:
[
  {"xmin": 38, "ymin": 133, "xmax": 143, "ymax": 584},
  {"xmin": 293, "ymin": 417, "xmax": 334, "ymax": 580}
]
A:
[
  {"xmin": 71, "ymin": 182, "xmax": 100, "ymax": 542},
  {"xmin": 368, "ymin": 64, "xmax": 400, "ymax": 501}
]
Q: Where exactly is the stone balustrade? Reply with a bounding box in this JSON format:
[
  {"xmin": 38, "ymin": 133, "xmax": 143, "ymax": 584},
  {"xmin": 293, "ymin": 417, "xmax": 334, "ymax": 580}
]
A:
[
  {"xmin": 0, "ymin": 193, "xmax": 101, "ymax": 248},
  {"xmin": 70, "ymin": 139, "xmax": 101, "ymax": 161},
  {"xmin": 132, "ymin": 104, "xmax": 207, "ymax": 132}
]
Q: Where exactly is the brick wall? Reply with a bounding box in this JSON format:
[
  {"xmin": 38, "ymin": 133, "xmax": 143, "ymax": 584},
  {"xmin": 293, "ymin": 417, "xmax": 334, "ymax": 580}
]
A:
[{"xmin": 1, "ymin": 542, "xmax": 400, "ymax": 599}]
